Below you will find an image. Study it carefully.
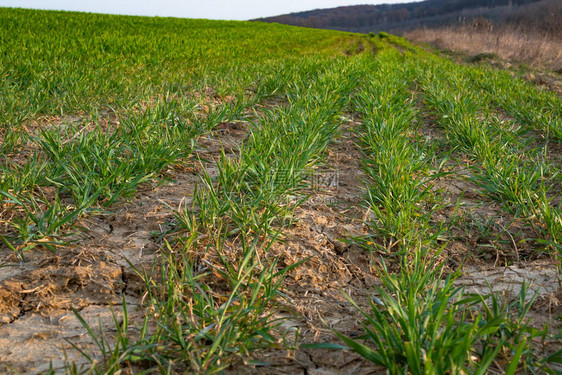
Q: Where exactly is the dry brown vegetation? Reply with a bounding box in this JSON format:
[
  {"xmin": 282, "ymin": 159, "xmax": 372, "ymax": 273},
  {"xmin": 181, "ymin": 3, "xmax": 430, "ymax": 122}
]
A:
[{"xmin": 405, "ymin": 24, "xmax": 562, "ymax": 72}]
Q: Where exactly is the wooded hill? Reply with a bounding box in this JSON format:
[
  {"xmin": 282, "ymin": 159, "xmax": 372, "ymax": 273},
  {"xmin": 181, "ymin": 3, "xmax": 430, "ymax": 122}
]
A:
[{"xmin": 255, "ymin": 0, "xmax": 559, "ymax": 35}]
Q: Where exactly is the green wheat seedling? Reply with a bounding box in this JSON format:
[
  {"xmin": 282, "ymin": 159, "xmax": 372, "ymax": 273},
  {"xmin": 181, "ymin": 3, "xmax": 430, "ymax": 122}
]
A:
[
  {"xmin": 470, "ymin": 154, "xmax": 545, "ymax": 214},
  {"xmin": 179, "ymin": 154, "xmax": 300, "ymax": 239},
  {"xmin": 0, "ymin": 153, "xmax": 54, "ymax": 195},
  {"xmin": 141, "ymin": 57, "xmax": 366, "ymax": 372},
  {"xmin": 334, "ymin": 246, "xmax": 549, "ymax": 374},
  {"xmin": 0, "ymin": 189, "xmax": 96, "ymax": 260},
  {"xmin": 0, "ymin": 127, "xmax": 26, "ymax": 156},
  {"xmin": 67, "ymin": 298, "xmax": 152, "ymax": 375},
  {"xmin": 189, "ymin": 94, "xmax": 252, "ymax": 133},
  {"xmin": 138, "ymin": 232, "xmax": 304, "ymax": 373}
]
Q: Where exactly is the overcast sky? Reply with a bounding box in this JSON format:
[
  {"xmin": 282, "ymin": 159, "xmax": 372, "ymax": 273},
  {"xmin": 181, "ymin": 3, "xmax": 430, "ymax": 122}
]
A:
[{"xmin": 0, "ymin": 0, "xmax": 421, "ymax": 20}]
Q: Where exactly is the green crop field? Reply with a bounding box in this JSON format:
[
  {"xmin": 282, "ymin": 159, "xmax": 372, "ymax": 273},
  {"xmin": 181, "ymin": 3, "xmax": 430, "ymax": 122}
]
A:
[{"xmin": 0, "ymin": 7, "xmax": 561, "ymax": 374}]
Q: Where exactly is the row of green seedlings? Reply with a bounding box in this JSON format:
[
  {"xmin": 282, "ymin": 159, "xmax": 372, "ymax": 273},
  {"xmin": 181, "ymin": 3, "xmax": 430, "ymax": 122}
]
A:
[
  {"xmin": 0, "ymin": 42, "xmax": 323, "ymax": 157},
  {"xmin": 0, "ymin": 58, "xmax": 313, "ymax": 261},
  {"xmin": 0, "ymin": 92, "xmax": 260, "ymax": 262},
  {"xmin": 0, "ymin": 58, "xmax": 299, "ymax": 157},
  {"xmin": 354, "ymin": 51, "xmax": 445, "ymax": 251},
  {"xmin": 381, "ymin": 45, "xmax": 562, "ymax": 144},
  {"xmin": 465, "ymin": 62, "xmax": 562, "ymax": 142},
  {"xmin": 179, "ymin": 59, "xmax": 362, "ymax": 238},
  {"xmin": 65, "ymin": 57, "xmax": 366, "ymax": 374},
  {"xmin": 416, "ymin": 56, "xmax": 562, "ymax": 259},
  {"xmin": 328, "ymin": 49, "xmax": 559, "ymax": 374}
]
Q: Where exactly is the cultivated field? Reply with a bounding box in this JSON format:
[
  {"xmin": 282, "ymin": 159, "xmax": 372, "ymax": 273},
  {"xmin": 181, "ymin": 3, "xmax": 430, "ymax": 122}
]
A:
[{"xmin": 0, "ymin": 8, "xmax": 561, "ymax": 374}]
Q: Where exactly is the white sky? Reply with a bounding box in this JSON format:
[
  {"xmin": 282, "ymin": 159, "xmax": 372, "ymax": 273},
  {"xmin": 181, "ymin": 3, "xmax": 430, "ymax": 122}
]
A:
[{"xmin": 0, "ymin": 1, "xmax": 421, "ymax": 21}]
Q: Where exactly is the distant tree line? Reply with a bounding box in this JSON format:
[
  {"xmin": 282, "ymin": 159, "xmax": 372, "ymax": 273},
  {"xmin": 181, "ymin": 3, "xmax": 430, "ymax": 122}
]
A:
[
  {"xmin": 506, "ymin": 0, "xmax": 562, "ymax": 35},
  {"xmin": 255, "ymin": 0, "xmax": 560, "ymax": 36}
]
